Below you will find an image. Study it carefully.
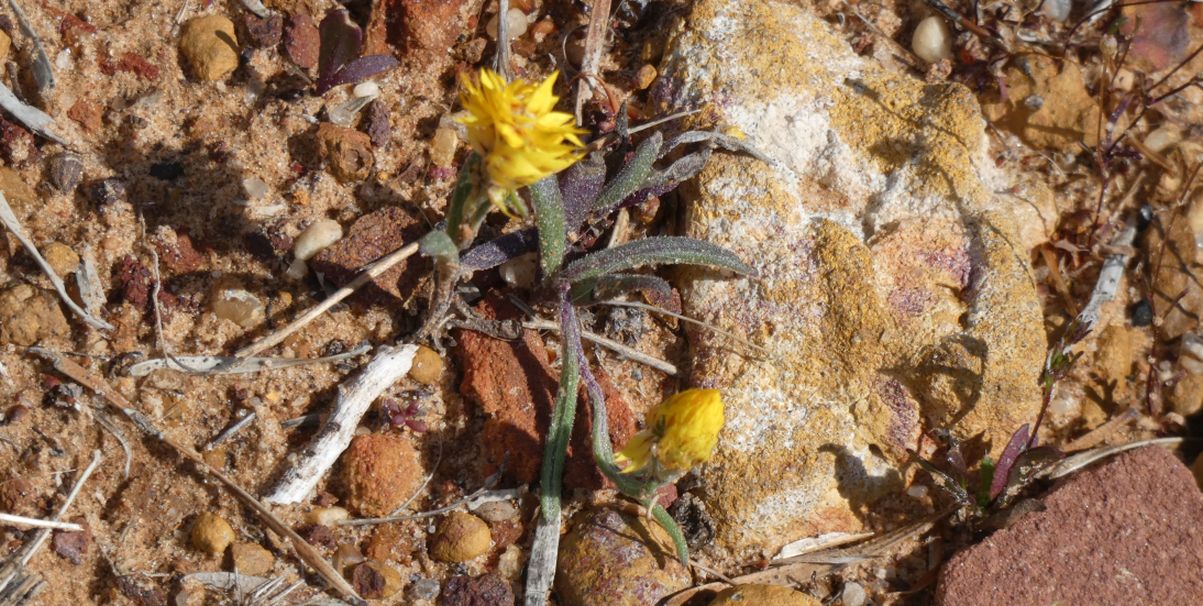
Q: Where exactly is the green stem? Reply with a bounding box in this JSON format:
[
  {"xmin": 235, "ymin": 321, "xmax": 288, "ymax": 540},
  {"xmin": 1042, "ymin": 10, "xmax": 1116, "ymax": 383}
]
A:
[
  {"xmin": 538, "ymin": 283, "xmax": 580, "ymax": 522},
  {"xmin": 650, "ymin": 502, "xmax": 689, "ymax": 566}
]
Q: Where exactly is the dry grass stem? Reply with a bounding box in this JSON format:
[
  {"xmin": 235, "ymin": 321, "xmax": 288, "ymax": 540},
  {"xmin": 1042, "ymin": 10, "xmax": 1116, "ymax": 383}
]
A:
[{"xmin": 0, "ymin": 513, "xmax": 83, "ymax": 532}]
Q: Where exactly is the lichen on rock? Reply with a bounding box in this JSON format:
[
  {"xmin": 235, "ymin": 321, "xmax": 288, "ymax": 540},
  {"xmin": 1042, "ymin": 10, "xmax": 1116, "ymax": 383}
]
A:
[{"xmin": 660, "ymin": 0, "xmax": 1047, "ymax": 559}]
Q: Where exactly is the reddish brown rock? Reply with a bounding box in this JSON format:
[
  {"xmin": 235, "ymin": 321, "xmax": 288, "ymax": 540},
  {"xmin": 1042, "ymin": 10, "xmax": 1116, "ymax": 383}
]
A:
[
  {"xmin": 53, "ymin": 524, "xmax": 90, "ymax": 565},
  {"xmin": 338, "ymin": 433, "xmax": 423, "ymax": 517},
  {"xmin": 243, "ymin": 13, "xmax": 283, "ymax": 48},
  {"xmin": 67, "ymin": 98, "xmax": 103, "ymax": 133},
  {"xmin": 315, "ymin": 123, "xmax": 375, "ymax": 182},
  {"xmin": 366, "ymin": 0, "xmax": 469, "ymax": 55},
  {"xmin": 155, "ymin": 231, "xmax": 206, "ymax": 274},
  {"xmin": 440, "ymin": 573, "xmax": 514, "ymax": 606},
  {"xmin": 284, "ymin": 12, "xmax": 319, "ymax": 70},
  {"xmin": 0, "ymin": 473, "xmax": 39, "ymax": 516},
  {"xmin": 936, "ymin": 446, "xmax": 1203, "ymax": 606},
  {"xmin": 454, "ymin": 295, "xmax": 636, "ymax": 487},
  {"xmin": 309, "ymin": 206, "xmax": 429, "ymax": 303}
]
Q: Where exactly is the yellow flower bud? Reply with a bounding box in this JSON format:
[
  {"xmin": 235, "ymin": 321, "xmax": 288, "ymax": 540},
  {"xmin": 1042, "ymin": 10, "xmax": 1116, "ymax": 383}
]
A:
[{"xmin": 615, "ymin": 388, "xmax": 724, "ymax": 476}]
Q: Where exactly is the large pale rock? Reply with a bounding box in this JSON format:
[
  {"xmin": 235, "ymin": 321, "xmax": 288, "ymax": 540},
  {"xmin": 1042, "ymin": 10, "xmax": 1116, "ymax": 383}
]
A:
[{"xmin": 664, "ymin": 0, "xmax": 1046, "ymax": 558}]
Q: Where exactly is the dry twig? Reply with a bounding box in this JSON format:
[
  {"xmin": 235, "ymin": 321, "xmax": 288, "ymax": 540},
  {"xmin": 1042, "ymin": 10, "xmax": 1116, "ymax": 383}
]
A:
[{"xmin": 233, "ymin": 242, "xmax": 419, "ymax": 362}]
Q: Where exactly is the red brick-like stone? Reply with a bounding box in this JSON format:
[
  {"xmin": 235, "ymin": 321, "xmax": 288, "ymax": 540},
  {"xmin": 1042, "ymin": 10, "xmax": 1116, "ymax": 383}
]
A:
[
  {"xmin": 366, "ymin": 0, "xmax": 468, "ymax": 55},
  {"xmin": 454, "ymin": 295, "xmax": 636, "ymax": 488},
  {"xmin": 936, "ymin": 446, "xmax": 1203, "ymax": 606},
  {"xmin": 284, "ymin": 12, "xmax": 319, "ymax": 70}
]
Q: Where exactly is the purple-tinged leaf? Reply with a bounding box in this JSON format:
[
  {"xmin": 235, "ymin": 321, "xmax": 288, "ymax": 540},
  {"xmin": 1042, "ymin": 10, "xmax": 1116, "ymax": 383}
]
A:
[
  {"xmin": 560, "ymin": 153, "xmax": 606, "ymax": 229},
  {"xmin": 560, "ymin": 236, "xmax": 755, "ymax": 285},
  {"xmin": 316, "ymin": 54, "xmax": 398, "ymax": 93},
  {"xmin": 317, "ymin": 7, "xmax": 362, "ymax": 85},
  {"xmin": 460, "ymin": 229, "xmax": 538, "ymax": 271},
  {"xmin": 990, "ymin": 424, "xmax": 1029, "ymax": 500}
]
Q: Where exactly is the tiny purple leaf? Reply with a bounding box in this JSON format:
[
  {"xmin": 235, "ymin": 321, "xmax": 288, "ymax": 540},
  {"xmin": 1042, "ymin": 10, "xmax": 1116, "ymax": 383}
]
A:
[
  {"xmin": 990, "ymin": 423, "xmax": 1030, "ymax": 500},
  {"xmin": 316, "ymin": 54, "xmax": 398, "ymax": 93},
  {"xmin": 317, "ymin": 7, "xmax": 363, "ymax": 84}
]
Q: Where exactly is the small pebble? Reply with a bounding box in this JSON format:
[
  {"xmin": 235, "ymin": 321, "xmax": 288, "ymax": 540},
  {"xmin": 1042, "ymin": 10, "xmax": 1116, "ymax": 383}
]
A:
[
  {"xmin": 1130, "ymin": 299, "xmax": 1154, "ymax": 327},
  {"xmin": 190, "ymin": 512, "xmax": 235, "ymax": 556},
  {"xmin": 284, "ymin": 12, "xmax": 320, "ymax": 70},
  {"xmin": 362, "ymin": 100, "xmax": 392, "ymax": 149},
  {"xmin": 911, "ymin": 16, "xmax": 952, "ymax": 63},
  {"xmin": 439, "ymin": 573, "xmax": 513, "ymax": 606},
  {"xmin": 906, "ymin": 484, "xmax": 929, "ymax": 498},
  {"xmin": 303, "ymin": 505, "xmax": 350, "ymax": 526},
  {"xmin": 293, "ymin": 219, "xmax": 344, "ymax": 261},
  {"xmin": 353, "ymin": 80, "xmax": 381, "ymax": 99},
  {"xmin": 333, "ymin": 542, "xmax": 366, "ymax": 573},
  {"xmin": 430, "ymin": 511, "xmax": 492, "ymax": 563},
  {"xmin": 242, "ymin": 176, "xmax": 269, "ymax": 200},
  {"xmin": 351, "ymin": 560, "xmax": 404, "ymax": 599},
  {"xmin": 316, "ymin": 123, "xmax": 375, "ymax": 182},
  {"xmin": 1144, "ymin": 125, "xmax": 1181, "ymax": 154},
  {"xmin": 430, "ymin": 126, "xmax": 459, "ymax": 168},
  {"xmin": 210, "ymin": 287, "xmax": 264, "ymax": 329},
  {"xmin": 409, "ymin": 345, "xmax": 445, "ymax": 385},
  {"xmin": 179, "ymin": 15, "xmax": 240, "ymax": 81},
  {"xmin": 53, "ymin": 526, "xmax": 89, "ymax": 565},
  {"xmin": 42, "ymin": 242, "xmax": 80, "ymax": 276},
  {"xmin": 486, "ymin": 8, "xmax": 529, "ymax": 40},
  {"xmin": 841, "ymin": 582, "xmax": 867, "ymax": 606},
  {"xmin": 297, "ymin": 524, "xmax": 336, "ymax": 548},
  {"xmin": 500, "ymin": 253, "xmax": 538, "ymax": 289},
  {"xmin": 496, "ymin": 544, "xmax": 523, "ymax": 580},
  {"xmin": 409, "ymin": 577, "xmax": 441, "ymax": 601},
  {"xmin": 340, "ymin": 433, "xmax": 423, "ymax": 516},
  {"xmin": 47, "ymin": 153, "xmax": 84, "ymax": 192},
  {"xmin": 473, "ymin": 500, "xmax": 517, "ymax": 523},
  {"xmin": 243, "ymin": 13, "xmax": 283, "ymax": 48},
  {"xmin": 229, "ymin": 542, "xmax": 274, "ymax": 575},
  {"xmin": 634, "ymin": 64, "xmax": 657, "ymax": 90}
]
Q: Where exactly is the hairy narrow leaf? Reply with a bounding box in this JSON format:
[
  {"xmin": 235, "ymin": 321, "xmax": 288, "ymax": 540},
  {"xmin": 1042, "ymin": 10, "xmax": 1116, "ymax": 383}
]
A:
[
  {"xmin": 571, "ymin": 273, "xmax": 674, "ymax": 304},
  {"xmin": 460, "ymin": 228, "xmax": 537, "ymax": 271},
  {"xmin": 560, "ymin": 236, "xmax": 754, "ymax": 285},
  {"xmin": 662, "ymin": 130, "xmax": 772, "ymax": 163},
  {"xmin": 591, "ymin": 131, "xmax": 662, "ymax": 212},
  {"xmin": 530, "ymin": 176, "xmax": 567, "ymax": 278}
]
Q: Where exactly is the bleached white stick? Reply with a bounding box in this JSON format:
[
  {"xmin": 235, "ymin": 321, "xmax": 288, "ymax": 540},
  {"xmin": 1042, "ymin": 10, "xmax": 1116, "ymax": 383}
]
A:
[
  {"xmin": 265, "ymin": 344, "xmax": 418, "ymax": 504},
  {"xmin": 1076, "ymin": 217, "xmax": 1137, "ymax": 333},
  {"xmin": 0, "ymin": 512, "xmax": 83, "ymax": 531},
  {"xmin": 0, "ymin": 192, "xmax": 112, "ymax": 330},
  {"xmin": 0, "ymin": 82, "xmax": 63, "ymax": 143}
]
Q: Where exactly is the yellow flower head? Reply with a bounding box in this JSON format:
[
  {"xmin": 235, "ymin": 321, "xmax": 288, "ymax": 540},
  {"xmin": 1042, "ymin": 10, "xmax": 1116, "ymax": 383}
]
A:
[
  {"xmin": 615, "ymin": 389, "xmax": 724, "ymax": 476},
  {"xmin": 458, "ymin": 68, "xmax": 584, "ymax": 203}
]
